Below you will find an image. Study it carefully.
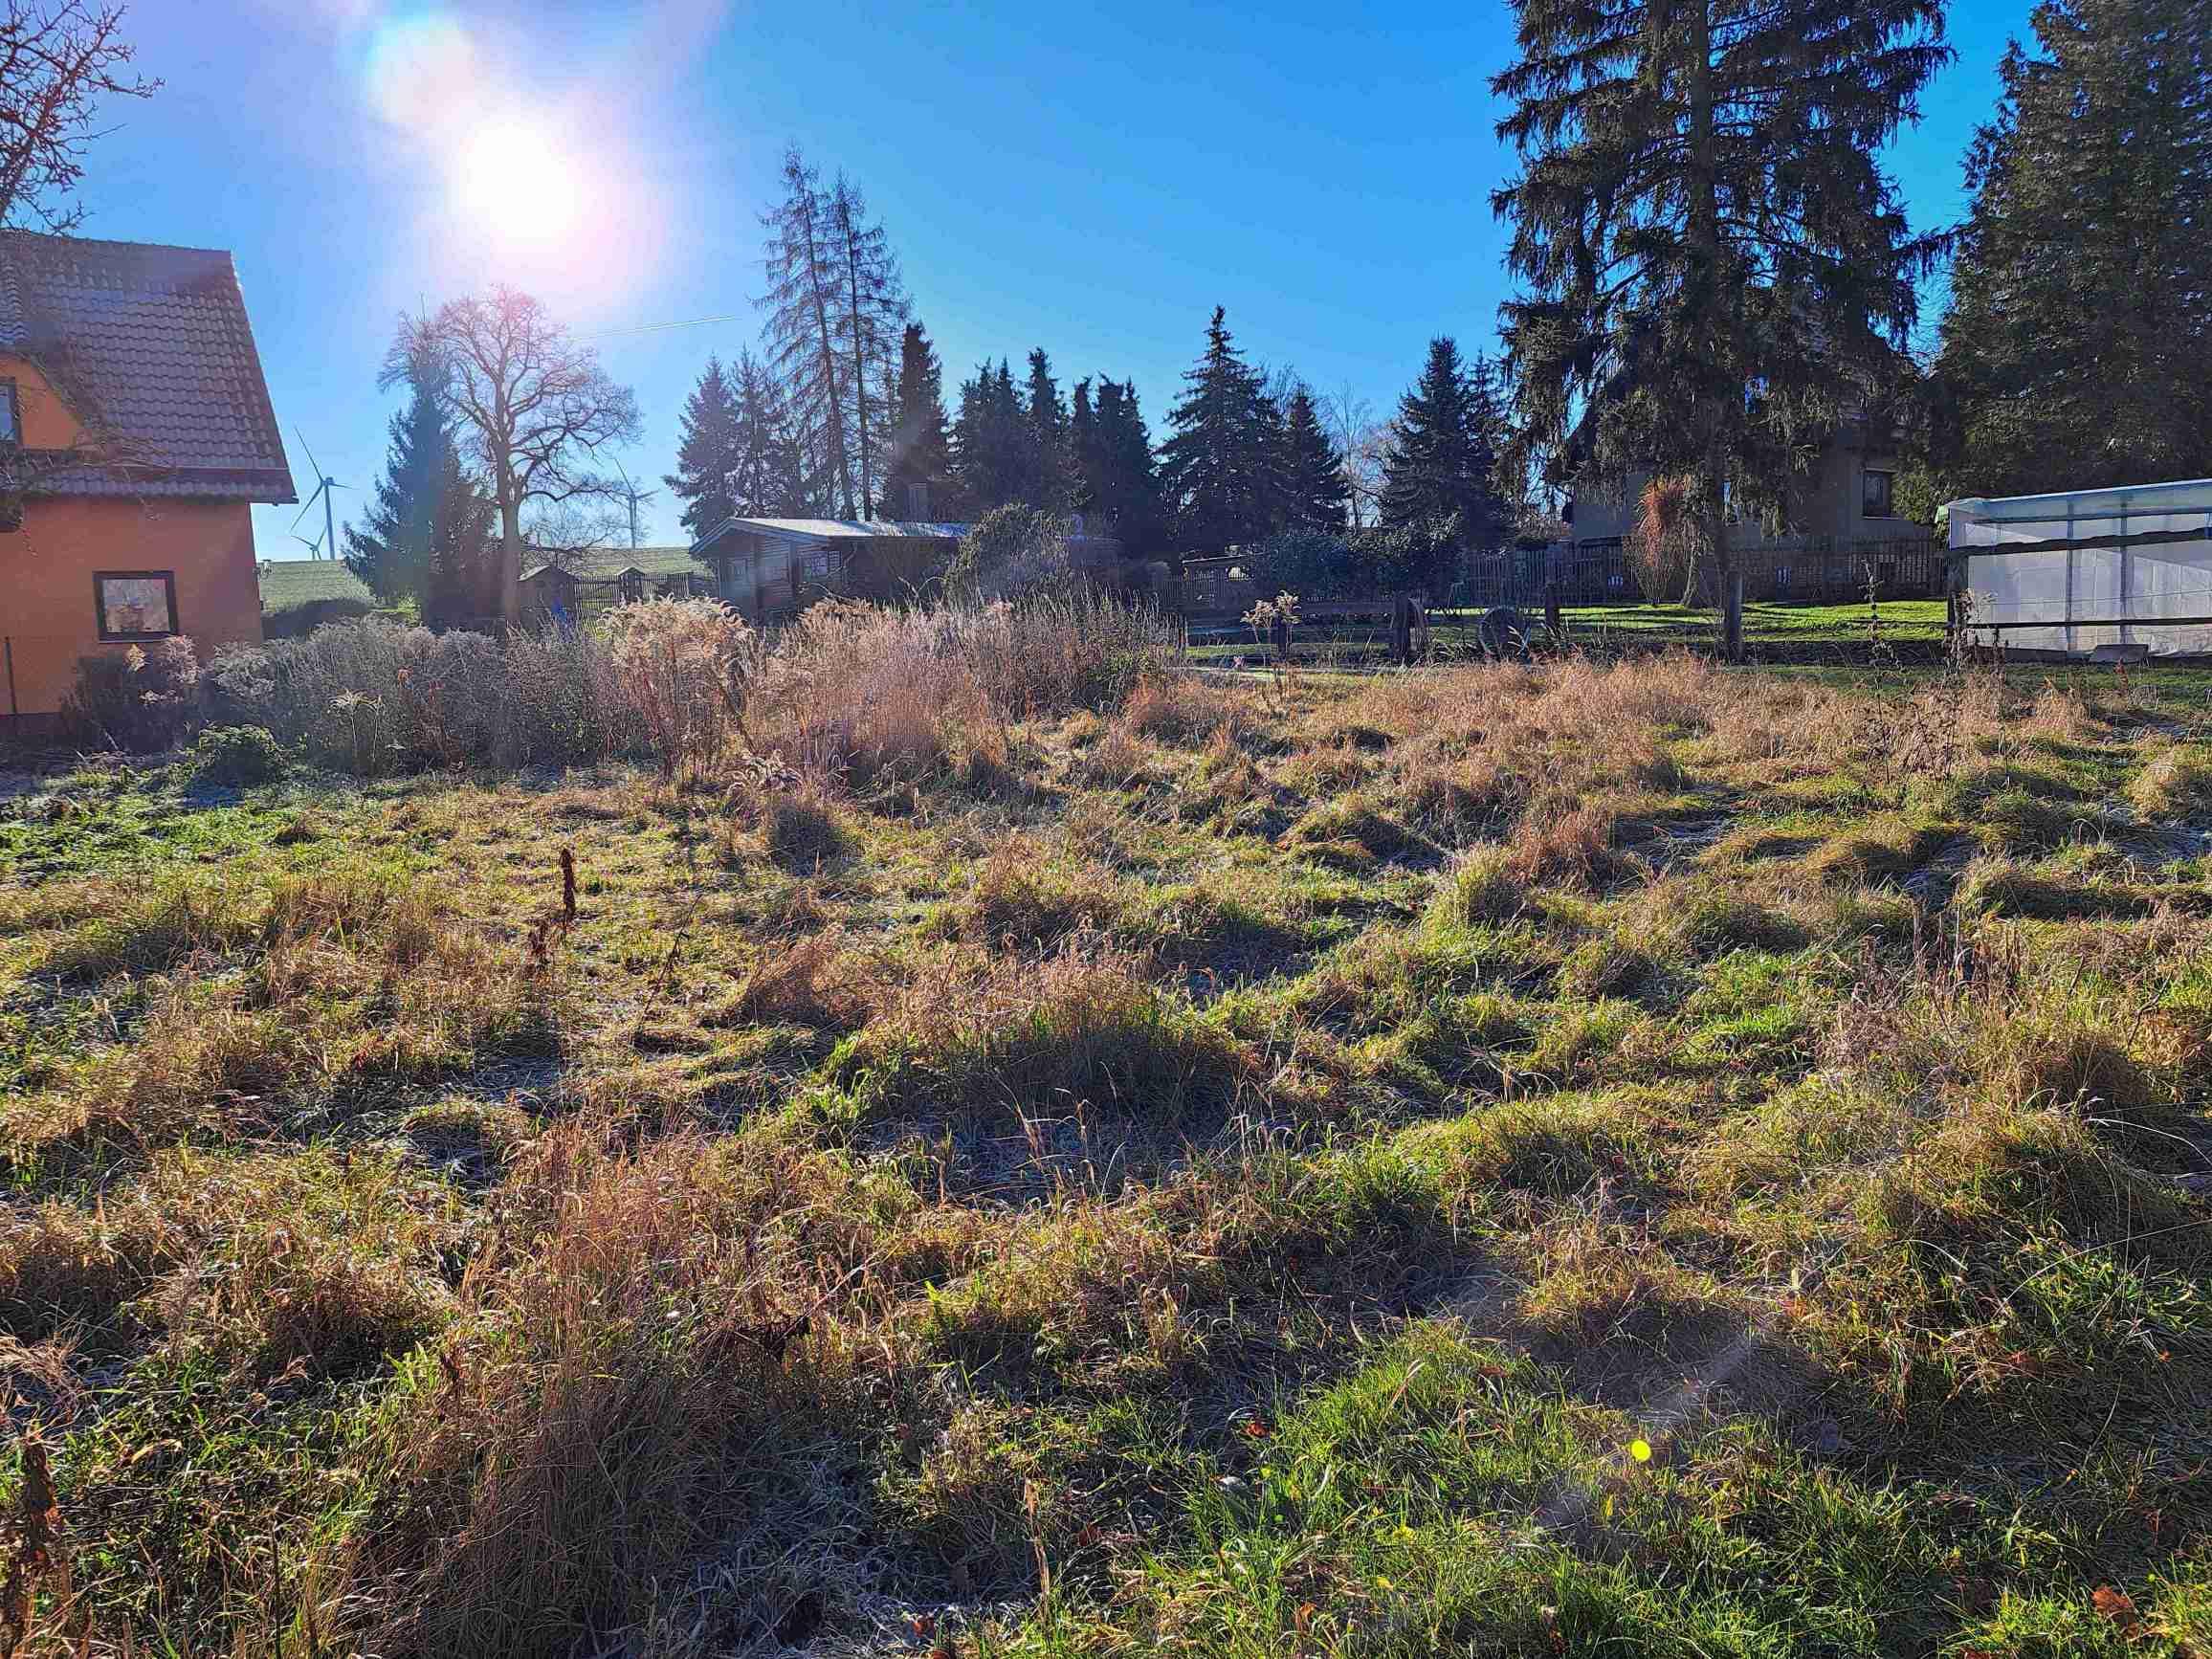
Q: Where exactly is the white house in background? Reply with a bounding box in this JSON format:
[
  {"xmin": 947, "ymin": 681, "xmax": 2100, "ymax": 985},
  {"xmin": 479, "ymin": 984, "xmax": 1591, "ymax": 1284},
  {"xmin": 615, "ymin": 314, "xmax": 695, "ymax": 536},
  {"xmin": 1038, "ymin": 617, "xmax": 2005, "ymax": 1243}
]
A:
[{"xmin": 1950, "ymin": 476, "xmax": 2212, "ymax": 658}]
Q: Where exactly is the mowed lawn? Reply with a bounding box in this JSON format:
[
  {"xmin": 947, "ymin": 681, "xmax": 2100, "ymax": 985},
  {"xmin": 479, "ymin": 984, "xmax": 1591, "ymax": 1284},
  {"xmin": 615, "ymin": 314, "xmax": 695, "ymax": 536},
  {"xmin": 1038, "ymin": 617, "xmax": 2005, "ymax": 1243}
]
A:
[{"xmin": 4, "ymin": 654, "xmax": 2212, "ymax": 1655}]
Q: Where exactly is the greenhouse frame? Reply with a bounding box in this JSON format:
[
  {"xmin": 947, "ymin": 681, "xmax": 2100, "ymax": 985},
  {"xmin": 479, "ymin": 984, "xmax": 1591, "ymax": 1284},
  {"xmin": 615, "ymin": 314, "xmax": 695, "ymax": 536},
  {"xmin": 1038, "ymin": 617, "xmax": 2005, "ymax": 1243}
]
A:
[{"xmin": 1948, "ymin": 477, "xmax": 2212, "ymax": 657}]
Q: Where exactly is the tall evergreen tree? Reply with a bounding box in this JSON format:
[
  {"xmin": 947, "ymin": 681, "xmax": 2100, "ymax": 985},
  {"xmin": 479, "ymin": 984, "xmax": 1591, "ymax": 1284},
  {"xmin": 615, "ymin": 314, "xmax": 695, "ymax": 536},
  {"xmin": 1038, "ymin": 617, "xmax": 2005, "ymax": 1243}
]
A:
[
  {"xmin": 662, "ymin": 356, "xmax": 742, "ymax": 541},
  {"xmin": 345, "ymin": 348, "xmax": 491, "ymax": 620},
  {"xmin": 1279, "ymin": 385, "xmax": 1350, "ymax": 533},
  {"xmin": 1492, "ymin": 0, "xmax": 1949, "ymax": 641},
  {"xmin": 419, "ymin": 444, "xmax": 498, "ymax": 629},
  {"xmin": 826, "ymin": 170, "xmax": 909, "ymax": 515},
  {"xmin": 1159, "ymin": 307, "xmax": 1279, "ymax": 554},
  {"xmin": 1931, "ymin": 0, "xmax": 2212, "ymax": 497},
  {"xmin": 1024, "ymin": 347, "xmax": 1076, "ymax": 509},
  {"xmin": 1380, "ymin": 338, "xmax": 1507, "ymax": 543},
  {"xmin": 343, "ymin": 357, "xmax": 451, "ymax": 607},
  {"xmin": 729, "ymin": 350, "xmax": 814, "ymax": 516},
  {"xmin": 759, "ymin": 147, "xmax": 854, "ymax": 517},
  {"xmin": 951, "ymin": 359, "xmax": 1030, "ymax": 514},
  {"xmin": 881, "ymin": 321, "xmax": 957, "ymax": 519}
]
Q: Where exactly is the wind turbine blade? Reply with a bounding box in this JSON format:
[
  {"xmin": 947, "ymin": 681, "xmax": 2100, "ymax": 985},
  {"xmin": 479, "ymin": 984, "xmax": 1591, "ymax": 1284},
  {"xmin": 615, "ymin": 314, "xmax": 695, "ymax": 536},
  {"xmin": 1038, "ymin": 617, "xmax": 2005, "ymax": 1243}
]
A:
[
  {"xmin": 289, "ymin": 486, "xmax": 321, "ymax": 533},
  {"xmin": 294, "ymin": 426, "xmax": 325, "ymax": 488}
]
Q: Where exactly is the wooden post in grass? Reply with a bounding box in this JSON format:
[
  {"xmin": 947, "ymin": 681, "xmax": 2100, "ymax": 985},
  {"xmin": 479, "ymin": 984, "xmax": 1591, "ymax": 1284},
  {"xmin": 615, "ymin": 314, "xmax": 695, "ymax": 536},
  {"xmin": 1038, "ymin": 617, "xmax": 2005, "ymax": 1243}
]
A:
[
  {"xmin": 1389, "ymin": 593, "xmax": 1413, "ymax": 666},
  {"xmin": 1544, "ymin": 582, "xmax": 1562, "ymax": 640},
  {"xmin": 1724, "ymin": 570, "xmax": 1744, "ymax": 661},
  {"xmin": 561, "ymin": 849, "xmax": 576, "ymax": 920}
]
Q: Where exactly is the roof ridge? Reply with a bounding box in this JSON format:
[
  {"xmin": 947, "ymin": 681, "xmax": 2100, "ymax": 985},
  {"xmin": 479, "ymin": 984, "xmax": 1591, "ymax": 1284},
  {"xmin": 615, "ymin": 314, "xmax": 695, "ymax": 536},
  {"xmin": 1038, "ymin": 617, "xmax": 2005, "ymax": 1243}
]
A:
[{"xmin": 0, "ymin": 228, "xmax": 239, "ymax": 262}]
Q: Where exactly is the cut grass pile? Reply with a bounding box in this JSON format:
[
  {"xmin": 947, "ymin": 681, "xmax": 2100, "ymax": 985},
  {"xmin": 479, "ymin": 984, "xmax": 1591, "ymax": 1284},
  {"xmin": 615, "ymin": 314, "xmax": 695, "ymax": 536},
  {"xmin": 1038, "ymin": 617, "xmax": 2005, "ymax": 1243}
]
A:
[{"xmin": 1, "ymin": 648, "xmax": 2209, "ymax": 1657}]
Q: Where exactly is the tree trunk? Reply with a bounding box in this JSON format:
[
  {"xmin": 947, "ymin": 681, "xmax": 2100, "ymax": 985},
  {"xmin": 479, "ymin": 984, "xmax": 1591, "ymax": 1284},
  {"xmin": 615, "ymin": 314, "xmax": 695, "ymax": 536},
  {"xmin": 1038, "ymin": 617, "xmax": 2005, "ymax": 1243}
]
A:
[
  {"xmin": 846, "ymin": 232, "xmax": 871, "ymax": 518},
  {"xmin": 1685, "ymin": 0, "xmax": 1737, "ymax": 655},
  {"xmin": 498, "ymin": 466, "xmax": 521, "ymax": 629}
]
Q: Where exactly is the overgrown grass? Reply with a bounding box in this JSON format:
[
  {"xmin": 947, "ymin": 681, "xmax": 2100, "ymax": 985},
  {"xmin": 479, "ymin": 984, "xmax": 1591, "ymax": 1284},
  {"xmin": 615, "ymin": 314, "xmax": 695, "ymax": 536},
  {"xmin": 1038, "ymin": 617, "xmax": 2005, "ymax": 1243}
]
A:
[{"xmin": 3, "ymin": 640, "xmax": 2209, "ymax": 1658}]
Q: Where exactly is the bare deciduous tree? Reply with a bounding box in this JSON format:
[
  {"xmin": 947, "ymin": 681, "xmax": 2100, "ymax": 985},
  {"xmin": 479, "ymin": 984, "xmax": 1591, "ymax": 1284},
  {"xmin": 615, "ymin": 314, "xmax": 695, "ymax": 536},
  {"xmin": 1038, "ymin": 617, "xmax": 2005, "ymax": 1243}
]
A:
[
  {"xmin": 1324, "ymin": 384, "xmax": 1387, "ymax": 529},
  {"xmin": 390, "ymin": 288, "xmax": 641, "ymax": 625},
  {"xmin": 0, "ymin": 0, "xmax": 153, "ymax": 232}
]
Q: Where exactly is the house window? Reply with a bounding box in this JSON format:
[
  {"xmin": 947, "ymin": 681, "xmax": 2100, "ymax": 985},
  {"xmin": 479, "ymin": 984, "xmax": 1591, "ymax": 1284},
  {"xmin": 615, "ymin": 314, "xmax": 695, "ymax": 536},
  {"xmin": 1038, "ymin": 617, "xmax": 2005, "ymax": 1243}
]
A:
[
  {"xmin": 95, "ymin": 570, "xmax": 179, "ymax": 640},
  {"xmin": 0, "ymin": 379, "xmax": 18, "ymax": 444},
  {"xmin": 801, "ymin": 548, "xmax": 832, "ymax": 583},
  {"xmin": 1862, "ymin": 469, "xmax": 1895, "ymax": 519}
]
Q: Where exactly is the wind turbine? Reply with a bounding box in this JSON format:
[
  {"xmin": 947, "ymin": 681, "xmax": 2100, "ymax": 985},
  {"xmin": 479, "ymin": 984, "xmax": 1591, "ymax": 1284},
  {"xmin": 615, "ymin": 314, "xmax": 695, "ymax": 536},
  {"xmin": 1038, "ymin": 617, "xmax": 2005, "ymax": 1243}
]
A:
[
  {"xmin": 291, "ymin": 429, "xmax": 349, "ymax": 560},
  {"xmin": 611, "ymin": 455, "xmax": 656, "ymax": 550}
]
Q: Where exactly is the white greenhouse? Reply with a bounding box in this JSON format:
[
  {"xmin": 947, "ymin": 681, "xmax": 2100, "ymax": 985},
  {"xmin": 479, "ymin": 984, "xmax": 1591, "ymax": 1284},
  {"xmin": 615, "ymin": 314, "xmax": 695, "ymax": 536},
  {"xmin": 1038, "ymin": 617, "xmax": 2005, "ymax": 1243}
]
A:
[{"xmin": 1948, "ymin": 477, "xmax": 2212, "ymax": 657}]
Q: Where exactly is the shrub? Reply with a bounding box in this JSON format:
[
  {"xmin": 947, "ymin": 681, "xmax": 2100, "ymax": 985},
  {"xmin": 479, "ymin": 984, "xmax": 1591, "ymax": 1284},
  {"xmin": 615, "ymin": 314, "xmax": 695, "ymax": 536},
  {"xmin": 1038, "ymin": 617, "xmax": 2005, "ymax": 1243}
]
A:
[
  {"xmin": 948, "ymin": 504, "xmax": 1075, "ymax": 600},
  {"xmin": 209, "ymin": 619, "xmax": 640, "ymax": 775},
  {"xmin": 187, "ymin": 724, "xmax": 287, "ymax": 788},
  {"xmin": 58, "ymin": 637, "xmax": 203, "ymax": 751},
  {"xmin": 601, "ymin": 596, "xmax": 756, "ymax": 775},
  {"xmin": 1627, "ymin": 474, "xmax": 1705, "ymax": 605}
]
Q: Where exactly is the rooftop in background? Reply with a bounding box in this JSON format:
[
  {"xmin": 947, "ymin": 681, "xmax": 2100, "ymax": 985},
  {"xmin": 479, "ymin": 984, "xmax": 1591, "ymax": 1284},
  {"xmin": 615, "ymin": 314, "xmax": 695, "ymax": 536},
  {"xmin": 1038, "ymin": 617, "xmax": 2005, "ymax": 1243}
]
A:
[
  {"xmin": 520, "ymin": 543, "xmax": 714, "ymax": 582},
  {"xmin": 3, "ymin": 231, "xmax": 294, "ymax": 502},
  {"xmin": 690, "ymin": 516, "xmax": 970, "ymax": 552}
]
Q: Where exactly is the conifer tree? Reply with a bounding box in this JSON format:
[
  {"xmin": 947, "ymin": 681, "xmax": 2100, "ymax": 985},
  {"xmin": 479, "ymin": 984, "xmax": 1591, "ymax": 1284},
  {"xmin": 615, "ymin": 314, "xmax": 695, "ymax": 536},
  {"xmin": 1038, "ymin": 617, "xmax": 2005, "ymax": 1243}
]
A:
[
  {"xmin": 420, "ymin": 445, "xmax": 498, "ymax": 628},
  {"xmin": 1159, "ymin": 307, "xmax": 1278, "ymax": 554},
  {"xmin": 881, "ymin": 321, "xmax": 956, "ymax": 519},
  {"xmin": 1931, "ymin": 0, "xmax": 2212, "ymax": 496},
  {"xmin": 1024, "ymin": 347, "xmax": 1076, "ymax": 509},
  {"xmin": 1279, "ymin": 384, "xmax": 1349, "ymax": 534},
  {"xmin": 1380, "ymin": 338, "xmax": 1506, "ymax": 544},
  {"xmin": 951, "ymin": 359, "xmax": 1029, "ymax": 514},
  {"xmin": 345, "ymin": 349, "xmax": 491, "ymax": 616},
  {"xmin": 759, "ymin": 147, "xmax": 854, "ymax": 516},
  {"xmin": 826, "ymin": 170, "xmax": 909, "ymax": 514},
  {"xmin": 1492, "ymin": 0, "xmax": 1949, "ymax": 647},
  {"xmin": 728, "ymin": 351, "xmax": 813, "ymax": 517},
  {"xmin": 662, "ymin": 356, "xmax": 742, "ymax": 541}
]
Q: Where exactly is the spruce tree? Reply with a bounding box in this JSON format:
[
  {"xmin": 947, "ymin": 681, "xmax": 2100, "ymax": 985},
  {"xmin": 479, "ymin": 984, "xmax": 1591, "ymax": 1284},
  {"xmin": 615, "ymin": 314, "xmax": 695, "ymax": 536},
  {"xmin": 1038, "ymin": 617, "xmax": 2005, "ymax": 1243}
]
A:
[
  {"xmin": 663, "ymin": 356, "xmax": 742, "ymax": 541},
  {"xmin": 951, "ymin": 360, "xmax": 1029, "ymax": 514},
  {"xmin": 1024, "ymin": 347, "xmax": 1076, "ymax": 509},
  {"xmin": 1380, "ymin": 338, "xmax": 1506, "ymax": 543},
  {"xmin": 881, "ymin": 321, "xmax": 956, "ymax": 519},
  {"xmin": 420, "ymin": 445, "xmax": 498, "ymax": 628},
  {"xmin": 1931, "ymin": 0, "xmax": 2212, "ymax": 496},
  {"xmin": 1159, "ymin": 307, "xmax": 1278, "ymax": 554},
  {"xmin": 759, "ymin": 147, "xmax": 854, "ymax": 516},
  {"xmin": 1278, "ymin": 386, "xmax": 1349, "ymax": 533},
  {"xmin": 729, "ymin": 350, "xmax": 813, "ymax": 517},
  {"xmin": 345, "ymin": 351, "xmax": 476, "ymax": 609},
  {"xmin": 1492, "ymin": 0, "xmax": 1949, "ymax": 644}
]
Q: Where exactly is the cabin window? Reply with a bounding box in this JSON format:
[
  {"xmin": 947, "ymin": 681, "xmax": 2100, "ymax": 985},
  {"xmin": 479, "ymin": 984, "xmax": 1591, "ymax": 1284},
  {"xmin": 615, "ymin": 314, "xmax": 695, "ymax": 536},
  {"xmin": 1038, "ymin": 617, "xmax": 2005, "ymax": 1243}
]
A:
[
  {"xmin": 801, "ymin": 548, "xmax": 832, "ymax": 583},
  {"xmin": 0, "ymin": 379, "xmax": 18, "ymax": 444},
  {"xmin": 1862, "ymin": 469, "xmax": 1894, "ymax": 519},
  {"xmin": 95, "ymin": 570, "xmax": 179, "ymax": 640}
]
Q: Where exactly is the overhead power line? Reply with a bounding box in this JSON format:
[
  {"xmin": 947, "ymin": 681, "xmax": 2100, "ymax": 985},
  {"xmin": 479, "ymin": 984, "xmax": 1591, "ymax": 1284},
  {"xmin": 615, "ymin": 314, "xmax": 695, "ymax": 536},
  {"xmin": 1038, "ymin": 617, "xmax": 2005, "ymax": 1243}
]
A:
[{"xmin": 582, "ymin": 311, "xmax": 750, "ymax": 341}]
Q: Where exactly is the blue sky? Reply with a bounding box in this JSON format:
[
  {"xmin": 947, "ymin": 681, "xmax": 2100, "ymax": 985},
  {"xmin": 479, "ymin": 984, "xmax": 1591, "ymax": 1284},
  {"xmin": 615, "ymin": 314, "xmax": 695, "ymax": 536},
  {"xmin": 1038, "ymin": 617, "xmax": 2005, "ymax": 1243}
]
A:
[{"xmin": 77, "ymin": 0, "xmax": 2031, "ymax": 556}]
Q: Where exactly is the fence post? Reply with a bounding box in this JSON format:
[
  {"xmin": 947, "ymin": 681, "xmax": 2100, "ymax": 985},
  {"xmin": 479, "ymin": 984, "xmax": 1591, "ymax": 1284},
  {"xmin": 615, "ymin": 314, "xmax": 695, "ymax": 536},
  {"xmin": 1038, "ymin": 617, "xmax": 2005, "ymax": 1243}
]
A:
[
  {"xmin": 1724, "ymin": 570, "xmax": 1744, "ymax": 661},
  {"xmin": 1544, "ymin": 582, "xmax": 1562, "ymax": 639}
]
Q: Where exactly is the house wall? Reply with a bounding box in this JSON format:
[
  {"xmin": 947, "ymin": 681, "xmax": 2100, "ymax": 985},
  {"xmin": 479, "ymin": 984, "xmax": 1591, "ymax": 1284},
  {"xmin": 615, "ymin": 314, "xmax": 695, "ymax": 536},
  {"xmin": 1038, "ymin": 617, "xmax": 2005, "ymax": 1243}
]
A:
[
  {"xmin": 1568, "ymin": 444, "xmax": 1912, "ymax": 547},
  {"xmin": 1, "ymin": 496, "xmax": 262, "ymax": 719}
]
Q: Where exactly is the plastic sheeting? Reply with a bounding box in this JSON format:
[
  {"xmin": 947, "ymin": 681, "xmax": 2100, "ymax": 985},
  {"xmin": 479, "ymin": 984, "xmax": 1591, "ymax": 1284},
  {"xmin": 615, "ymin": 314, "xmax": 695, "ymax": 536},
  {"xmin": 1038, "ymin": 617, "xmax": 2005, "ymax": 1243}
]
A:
[{"xmin": 1947, "ymin": 478, "xmax": 2212, "ymax": 656}]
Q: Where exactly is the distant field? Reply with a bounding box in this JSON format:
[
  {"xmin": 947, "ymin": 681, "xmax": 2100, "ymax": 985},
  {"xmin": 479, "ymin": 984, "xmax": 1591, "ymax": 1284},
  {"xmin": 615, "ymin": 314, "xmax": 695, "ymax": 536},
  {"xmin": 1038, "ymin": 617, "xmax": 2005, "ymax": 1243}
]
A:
[{"xmin": 255, "ymin": 558, "xmax": 372, "ymax": 614}]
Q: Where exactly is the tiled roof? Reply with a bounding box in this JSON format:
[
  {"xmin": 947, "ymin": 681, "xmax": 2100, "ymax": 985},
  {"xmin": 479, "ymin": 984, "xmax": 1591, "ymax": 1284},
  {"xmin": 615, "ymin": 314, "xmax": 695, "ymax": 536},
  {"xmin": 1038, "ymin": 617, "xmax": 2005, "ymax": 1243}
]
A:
[{"xmin": 0, "ymin": 231, "xmax": 295, "ymax": 502}]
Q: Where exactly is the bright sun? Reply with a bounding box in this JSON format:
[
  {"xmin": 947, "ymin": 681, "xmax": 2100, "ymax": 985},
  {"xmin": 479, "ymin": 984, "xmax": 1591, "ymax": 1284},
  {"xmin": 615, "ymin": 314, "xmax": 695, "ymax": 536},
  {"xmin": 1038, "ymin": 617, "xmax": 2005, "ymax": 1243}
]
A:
[{"xmin": 453, "ymin": 116, "xmax": 584, "ymax": 252}]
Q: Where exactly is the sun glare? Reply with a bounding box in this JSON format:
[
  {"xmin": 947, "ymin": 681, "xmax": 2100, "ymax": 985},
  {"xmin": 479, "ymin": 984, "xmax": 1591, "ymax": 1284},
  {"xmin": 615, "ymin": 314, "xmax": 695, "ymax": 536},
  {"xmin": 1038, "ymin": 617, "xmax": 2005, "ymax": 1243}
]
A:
[{"xmin": 453, "ymin": 116, "xmax": 584, "ymax": 253}]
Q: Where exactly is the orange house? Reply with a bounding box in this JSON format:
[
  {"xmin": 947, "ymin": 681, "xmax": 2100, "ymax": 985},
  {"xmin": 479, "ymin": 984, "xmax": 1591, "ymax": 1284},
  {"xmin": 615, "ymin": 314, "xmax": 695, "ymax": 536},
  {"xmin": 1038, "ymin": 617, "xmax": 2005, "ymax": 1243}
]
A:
[{"xmin": 0, "ymin": 232, "xmax": 294, "ymax": 727}]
